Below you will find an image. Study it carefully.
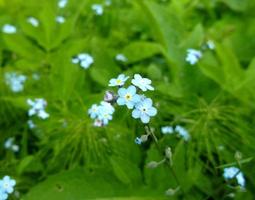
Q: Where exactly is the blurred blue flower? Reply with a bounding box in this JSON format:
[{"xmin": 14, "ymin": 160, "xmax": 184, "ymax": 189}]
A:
[
  {"xmin": 175, "ymin": 125, "xmax": 190, "ymax": 141},
  {"xmin": 131, "ymin": 74, "xmax": 154, "ymax": 92},
  {"xmin": 135, "ymin": 137, "xmax": 142, "ymax": 145},
  {"xmin": 88, "ymin": 104, "xmax": 100, "ymax": 119},
  {"xmin": 58, "ymin": 0, "xmax": 68, "ymax": 8},
  {"xmin": 207, "ymin": 40, "xmax": 215, "ymax": 50},
  {"xmin": 27, "ymin": 98, "xmax": 49, "ymax": 119},
  {"xmin": 132, "ymin": 98, "xmax": 157, "ymax": 123},
  {"xmin": 115, "ymin": 54, "xmax": 127, "ymax": 62},
  {"xmin": 72, "ymin": 53, "xmax": 94, "ymax": 69},
  {"xmin": 4, "ymin": 138, "xmax": 19, "ymax": 153},
  {"xmin": 5, "ymin": 72, "xmax": 26, "ymax": 93},
  {"xmin": 27, "ymin": 17, "xmax": 39, "ymax": 27},
  {"xmin": 0, "ymin": 176, "xmax": 16, "ymax": 194},
  {"xmin": 2, "ymin": 24, "xmax": 16, "ymax": 34},
  {"xmin": 117, "ymin": 86, "xmax": 141, "ymax": 109},
  {"xmin": 161, "ymin": 126, "xmax": 174, "ymax": 134},
  {"xmin": 185, "ymin": 49, "xmax": 202, "ymax": 65},
  {"xmin": 223, "ymin": 167, "xmax": 245, "ymax": 187},
  {"xmin": 109, "ymin": 74, "xmax": 129, "ymax": 87},
  {"xmin": 56, "ymin": 16, "xmax": 65, "ymax": 24},
  {"xmin": 92, "ymin": 4, "xmax": 104, "ymax": 15}
]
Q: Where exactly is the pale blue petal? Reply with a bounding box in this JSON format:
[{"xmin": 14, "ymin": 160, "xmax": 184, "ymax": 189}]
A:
[
  {"xmin": 132, "ymin": 109, "xmax": 141, "ymax": 119},
  {"xmin": 118, "ymin": 88, "xmax": 126, "ymax": 97},
  {"xmin": 127, "ymin": 85, "xmax": 136, "ymax": 95},
  {"xmin": 141, "ymin": 114, "xmax": 150, "ymax": 124},
  {"xmin": 117, "ymin": 97, "xmax": 125, "ymax": 105},
  {"xmin": 144, "ymin": 98, "xmax": 152, "ymax": 107},
  {"xmin": 147, "ymin": 107, "xmax": 157, "ymax": 116},
  {"xmin": 132, "ymin": 94, "xmax": 141, "ymax": 103},
  {"xmin": 126, "ymin": 101, "xmax": 134, "ymax": 109}
]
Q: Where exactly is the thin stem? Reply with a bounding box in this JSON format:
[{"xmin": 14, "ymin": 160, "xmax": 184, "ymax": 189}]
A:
[{"xmin": 145, "ymin": 125, "xmax": 186, "ymax": 198}]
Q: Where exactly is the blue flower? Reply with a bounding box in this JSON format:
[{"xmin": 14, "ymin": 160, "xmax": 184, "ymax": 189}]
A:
[
  {"xmin": 56, "ymin": 16, "xmax": 65, "ymax": 24},
  {"xmin": 223, "ymin": 167, "xmax": 245, "ymax": 187},
  {"xmin": 58, "ymin": 0, "xmax": 68, "ymax": 8},
  {"xmin": 88, "ymin": 104, "xmax": 100, "ymax": 119},
  {"xmin": 161, "ymin": 126, "xmax": 174, "ymax": 134},
  {"xmin": 2, "ymin": 24, "xmax": 16, "ymax": 34},
  {"xmin": 27, "ymin": 17, "xmax": 39, "ymax": 27},
  {"xmin": 185, "ymin": 49, "xmax": 202, "ymax": 65},
  {"xmin": 132, "ymin": 98, "xmax": 157, "ymax": 123},
  {"xmin": 117, "ymin": 86, "xmax": 141, "ymax": 109},
  {"xmin": 92, "ymin": 4, "xmax": 104, "ymax": 15},
  {"xmin": 108, "ymin": 74, "xmax": 129, "ymax": 87},
  {"xmin": 175, "ymin": 125, "xmax": 190, "ymax": 141},
  {"xmin": 5, "ymin": 72, "xmax": 26, "ymax": 93},
  {"xmin": 115, "ymin": 54, "xmax": 127, "ymax": 62},
  {"xmin": 135, "ymin": 137, "xmax": 142, "ymax": 145},
  {"xmin": 131, "ymin": 74, "xmax": 154, "ymax": 92},
  {"xmin": 0, "ymin": 176, "xmax": 16, "ymax": 194},
  {"xmin": 27, "ymin": 98, "xmax": 49, "ymax": 119},
  {"xmin": 72, "ymin": 53, "xmax": 94, "ymax": 69}
]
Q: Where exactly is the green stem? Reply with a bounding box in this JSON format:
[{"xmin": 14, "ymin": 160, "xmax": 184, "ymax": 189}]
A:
[{"xmin": 145, "ymin": 125, "xmax": 186, "ymax": 198}]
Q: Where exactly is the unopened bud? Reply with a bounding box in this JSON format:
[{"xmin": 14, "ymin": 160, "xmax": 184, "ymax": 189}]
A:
[
  {"xmin": 235, "ymin": 151, "xmax": 242, "ymax": 161},
  {"xmin": 165, "ymin": 147, "xmax": 172, "ymax": 164},
  {"xmin": 104, "ymin": 91, "xmax": 116, "ymax": 102},
  {"xmin": 165, "ymin": 187, "xmax": 179, "ymax": 196},
  {"xmin": 94, "ymin": 119, "xmax": 103, "ymax": 127},
  {"xmin": 147, "ymin": 161, "xmax": 158, "ymax": 169},
  {"xmin": 140, "ymin": 134, "xmax": 149, "ymax": 142}
]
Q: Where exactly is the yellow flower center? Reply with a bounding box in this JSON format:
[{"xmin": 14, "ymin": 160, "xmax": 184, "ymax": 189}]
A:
[
  {"xmin": 116, "ymin": 79, "xmax": 122, "ymax": 84},
  {"xmin": 125, "ymin": 94, "xmax": 132, "ymax": 100}
]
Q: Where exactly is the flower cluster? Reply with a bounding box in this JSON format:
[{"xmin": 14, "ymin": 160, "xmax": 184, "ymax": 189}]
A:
[
  {"xmin": 88, "ymin": 73, "xmax": 157, "ymax": 126},
  {"xmin": 0, "ymin": 176, "xmax": 16, "ymax": 200},
  {"xmin": 27, "ymin": 98, "xmax": 49, "ymax": 119},
  {"xmin": 72, "ymin": 53, "xmax": 94, "ymax": 69},
  {"xmin": 186, "ymin": 40, "xmax": 215, "ymax": 65},
  {"xmin": 4, "ymin": 138, "xmax": 19, "ymax": 152},
  {"xmin": 223, "ymin": 167, "xmax": 245, "ymax": 188},
  {"xmin": 5, "ymin": 72, "xmax": 26, "ymax": 93},
  {"xmin": 88, "ymin": 101, "xmax": 115, "ymax": 126},
  {"xmin": 161, "ymin": 125, "xmax": 190, "ymax": 141}
]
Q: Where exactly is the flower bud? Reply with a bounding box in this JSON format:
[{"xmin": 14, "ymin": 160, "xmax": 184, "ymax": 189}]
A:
[
  {"xmin": 140, "ymin": 134, "xmax": 148, "ymax": 142},
  {"xmin": 235, "ymin": 151, "xmax": 242, "ymax": 161},
  {"xmin": 147, "ymin": 161, "xmax": 158, "ymax": 169},
  {"xmin": 104, "ymin": 91, "xmax": 115, "ymax": 103},
  {"xmin": 94, "ymin": 119, "xmax": 103, "ymax": 127},
  {"xmin": 165, "ymin": 187, "xmax": 179, "ymax": 196}
]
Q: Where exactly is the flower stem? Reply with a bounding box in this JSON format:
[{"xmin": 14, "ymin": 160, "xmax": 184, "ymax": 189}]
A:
[{"xmin": 145, "ymin": 125, "xmax": 186, "ymax": 198}]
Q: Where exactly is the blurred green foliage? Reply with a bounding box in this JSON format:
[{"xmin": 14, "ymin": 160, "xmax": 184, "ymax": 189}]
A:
[{"xmin": 0, "ymin": 0, "xmax": 255, "ymax": 199}]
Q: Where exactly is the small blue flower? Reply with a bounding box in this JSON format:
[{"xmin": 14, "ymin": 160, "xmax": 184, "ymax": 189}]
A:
[
  {"xmin": 131, "ymin": 74, "xmax": 154, "ymax": 92},
  {"xmin": 88, "ymin": 104, "xmax": 100, "ymax": 119},
  {"xmin": 5, "ymin": 72, "xmax": 26, "ymax": 93},
  {"xmin": 72, "ymin": 53, "xmax": 94, "ymax": 69},
  {"xmin": 185, "ymin": 49, "xmax": 202, "ymax": 65},
  {"xmin": 0, "ymin": 176, "xmax": 16, "ymax": 194},
  {"xmin": 161, "ymin": 126, "xmax": 174, "ymax": 134},
  {"xmin": 175, "ymin": 125, "xmax": 190, "ymax": 141},
  {"xmin": 27, "ymin": 17, "xmax": 39, "ymax": 27},
  {"xmin": 2, "ymin": 24, "xmax": 16, "ymax": 34},
  {"xmin": 207, "ymin": 40, "xmax": 215, "ymax": 50},
  {"xmin": 56, "ymin": 16, "xmax": 65, "ymax": 24},
  {"xmin": 117, "ymin": 86, "xmax": 141, "ymax": 109},
  {"xmin": 132, "ymin": 98, "xmax": 157, "ymax": 123},
  {"xmin": 109, "ymin": 74, "xmax": 129, "ymax": 87},
  {"xmin": 115, "ymin": 54, "xmax": 127, "ymax": 62},
  {"xmin": 135, "ymin": 137, "xmax": 142, "ymax": 145},
  {"xmin": 27, "ymin": 98, "xmax": 49, "ymax": 119},
  {"xmin": 58, "ymin": 0, "xmax": 68, "ymax": 8},
  {"xmin": 92, "ymin": 4, "xmax": 104, "ymax": 15},
  {"xmin": 223, "ymin": 167, "xmax": 245, "ymax": 187}
]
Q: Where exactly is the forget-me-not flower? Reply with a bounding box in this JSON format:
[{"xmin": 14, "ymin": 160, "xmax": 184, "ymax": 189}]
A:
[
  {"xmin": 135, "ymin": 137, "xmax": 142, "ymax": 145},
  {"xmin": 27, "ymin": 98, "xmax": 49, "ymax": 119},
  {"xmin": 56, "ymin": 16, "xmax": 65, "ymax": 24},
  {"xmin": 92, "ymin": 4, "xmax": 104, "ymax": 15},
  {"xmin": 115, "ymin": 54, "xmax": 127, "ymax": 62},
  {"xmin": 131, "ymin": 74, "xmax": 154, "ymax": 92},
  {"xmin": 161, "ymin": 126, "xmax": 174, "ymax": 134},
  {"xmin": 88, "ymin": 104, "xmax": 100, "ymax": 119},
  {"xmin": 58, "ymin": 0, "xmax": 68, "ymax": 8},
  {"xmin": 27, "ymin": 17, "xmax": 39, "ymax": 27},
  {"xmin": 223, "ymin": 167, "xmax": 245, "ymax": 187},
  {"xmin": 4, "ymin": 138, "xmax": 19, "ymax": 153},
  {"xmin": 72, "ymin": 53, "xmax": 94, "ymax": 69},
  {"xmin": 5, "ymin": 72, "xmax": 26, "ymax": 93},
  {"xmin": 175, "ymin": 125, "xmax": 190, "ymax": 141},
  {"xmin": 0, "ymin": 176, "xmax": 16, "ymax": 194},
  {"xmin": 109, "ymin": 74, "xmax": 129, "ymax": 87},
  {"xmin": 186, "ymin": 49, "xmax": 202, "ymax": 65},
  {"xmin": 117, "ymin": 85, "xmax": 141, "ymax": 109},
  {"xmin": 207, "ymin": 40, "xmax": 215, "ymax": 50},
  {"xmin": 132, "ymin": 98, "xmax": 157, "ymax": 123},
  {"xmin": 2, "ymin": 24, "xmax": 16, "ymax": 34}
]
